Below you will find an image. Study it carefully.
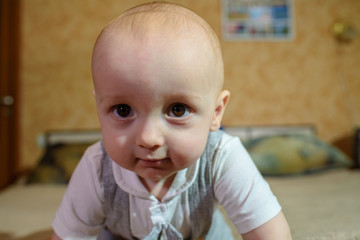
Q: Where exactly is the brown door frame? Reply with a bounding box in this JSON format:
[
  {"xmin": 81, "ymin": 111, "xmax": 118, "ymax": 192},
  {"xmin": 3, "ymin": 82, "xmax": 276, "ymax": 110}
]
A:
[{"xmin": 0, "ymin": 0, "xmax": 20, "ymax": 189}]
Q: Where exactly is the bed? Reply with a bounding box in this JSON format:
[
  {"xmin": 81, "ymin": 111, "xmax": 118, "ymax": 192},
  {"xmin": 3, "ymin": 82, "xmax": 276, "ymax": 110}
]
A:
[{"xmin": 0, "ymin": 126, "xmax": 359, "ymax": 240}]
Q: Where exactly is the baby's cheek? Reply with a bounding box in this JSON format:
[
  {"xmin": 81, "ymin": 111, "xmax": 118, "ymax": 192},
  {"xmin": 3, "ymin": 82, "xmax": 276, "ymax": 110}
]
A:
[
  {"xmin": 103, "ymin": 132, "xmax": 132, "ymax": 164},
  {"xmin": 114, "ymin": 134, "xmax": 128, "ymax": 148},
  {"xmin": 171, "ymin": 133, "xmax": 208, "ymax": 167}
]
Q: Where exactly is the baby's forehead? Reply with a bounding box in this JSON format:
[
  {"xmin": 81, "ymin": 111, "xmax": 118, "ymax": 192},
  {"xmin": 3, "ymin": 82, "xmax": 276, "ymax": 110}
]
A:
[{"xmin": 101, "ymin": 3, "xmax": 218, "ymax": 49}]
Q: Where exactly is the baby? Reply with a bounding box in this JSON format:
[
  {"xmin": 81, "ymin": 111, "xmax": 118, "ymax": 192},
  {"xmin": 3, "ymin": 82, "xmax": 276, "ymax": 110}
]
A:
[{"xmin": 52, "ymin": 2, "xmax": 291, "ymax": 240}]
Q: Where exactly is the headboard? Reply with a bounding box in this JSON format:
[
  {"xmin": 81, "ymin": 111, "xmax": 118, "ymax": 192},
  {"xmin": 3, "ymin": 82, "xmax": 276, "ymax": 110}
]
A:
[
  {"xmin": 38, "ymin": 130, "xmax": 103, "ymax": 148},
  {"xmin": 223, "ymin": 125, "xmax": 316, "ymax": 142}
]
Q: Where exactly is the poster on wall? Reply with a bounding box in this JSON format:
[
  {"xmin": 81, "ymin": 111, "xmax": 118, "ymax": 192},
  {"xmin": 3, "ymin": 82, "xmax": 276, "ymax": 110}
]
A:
[{"xmin": 221, "ymin": 0, "xmax": 294, "ymax": 41}]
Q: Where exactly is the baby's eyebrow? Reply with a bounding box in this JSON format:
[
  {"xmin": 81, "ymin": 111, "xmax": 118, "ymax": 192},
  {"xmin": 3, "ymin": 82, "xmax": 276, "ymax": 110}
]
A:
[
  {"xmin": 97, "ymin": 95, "xmax": 128, "ymax": 105},
  {"xmin": 165, "ymin": 92, "xmax": 203, "ymax": 102}
]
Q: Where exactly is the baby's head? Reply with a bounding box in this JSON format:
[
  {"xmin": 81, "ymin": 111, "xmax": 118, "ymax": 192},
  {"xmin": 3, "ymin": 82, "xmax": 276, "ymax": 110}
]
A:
[
  {"xmin": 93, "ymin": 2, "xmax": 225, "ymax": 97},
  {"xmin": 92, "ymin": 2, "xmax": 230, "ymax": 185}
]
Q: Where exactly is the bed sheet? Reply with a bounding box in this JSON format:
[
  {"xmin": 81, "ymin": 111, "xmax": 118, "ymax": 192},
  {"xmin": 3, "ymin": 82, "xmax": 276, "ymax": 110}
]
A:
[
  {"xmin": 0, "ymin": 183, "xmax": 66, "ymax": 240},
  {"xmin": 0, "ymin": 170, "xmax": 358, "ymax": 240},
  {"xmin": 267, "ymin": 169, "xmax": 360, "ymax": 240}
]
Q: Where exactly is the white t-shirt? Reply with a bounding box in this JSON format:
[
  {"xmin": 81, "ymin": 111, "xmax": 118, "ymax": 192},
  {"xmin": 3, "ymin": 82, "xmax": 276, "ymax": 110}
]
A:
[{"xmin": 52, "ymin": 132, "xmax": 281, "ymax": 239}]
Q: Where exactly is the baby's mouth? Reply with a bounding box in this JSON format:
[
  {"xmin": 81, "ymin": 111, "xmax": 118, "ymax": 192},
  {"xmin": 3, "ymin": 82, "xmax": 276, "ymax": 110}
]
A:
[{"xmin": 137, "ymin": 158, "xmax": 169, "ymax": 167}]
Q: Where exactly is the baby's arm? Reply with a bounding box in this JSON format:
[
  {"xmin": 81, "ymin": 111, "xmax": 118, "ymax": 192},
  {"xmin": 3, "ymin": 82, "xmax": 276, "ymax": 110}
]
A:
[
  {"xmin": 51, "ymin": 143, "xmax": 105, "ymax": 239},
  {"xmin": 212, "ymin": 134, "xmax": 291, "ymax": 239},
  {"xmin": 241, "ymin": 211, "xmax": 292, "ymax": 240}
]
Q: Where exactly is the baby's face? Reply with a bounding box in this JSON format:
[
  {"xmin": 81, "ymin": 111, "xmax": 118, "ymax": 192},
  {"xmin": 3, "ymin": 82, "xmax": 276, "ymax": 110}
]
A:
[{"xmin": 93, "ymin": 24, "xmax": 224, "ymax": 184}]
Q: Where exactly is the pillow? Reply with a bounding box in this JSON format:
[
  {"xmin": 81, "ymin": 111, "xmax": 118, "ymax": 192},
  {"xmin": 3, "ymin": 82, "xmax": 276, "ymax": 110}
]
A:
[
  {"xmin": 27, "ymin": 142, "xmax": 93, "ymax": 184},
  {"xmin": 243, "ymin": 134, "xmax": 352, "ymax": 176}
]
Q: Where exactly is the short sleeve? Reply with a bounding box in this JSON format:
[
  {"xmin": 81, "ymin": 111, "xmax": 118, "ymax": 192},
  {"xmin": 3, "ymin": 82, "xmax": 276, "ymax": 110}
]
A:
[
  {"xmin": 52, "ymin": 142, "xmax": 106, "ymax": 239},
  {"xmin": 212, "ymin": 134, "xmax": 281, "ymax": 234}
]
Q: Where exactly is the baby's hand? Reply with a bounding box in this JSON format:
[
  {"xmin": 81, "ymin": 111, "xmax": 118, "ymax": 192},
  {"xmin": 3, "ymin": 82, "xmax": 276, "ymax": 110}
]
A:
[{"xmin": 51, "ymin": 232, "xmax": 62, "ymax": 240}]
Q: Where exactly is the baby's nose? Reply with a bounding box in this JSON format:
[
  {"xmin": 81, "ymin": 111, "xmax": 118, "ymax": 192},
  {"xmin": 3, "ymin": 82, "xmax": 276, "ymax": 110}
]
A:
[{"xmin": 136, "ymin": 120, "xmax": 165, "ymax": 150}]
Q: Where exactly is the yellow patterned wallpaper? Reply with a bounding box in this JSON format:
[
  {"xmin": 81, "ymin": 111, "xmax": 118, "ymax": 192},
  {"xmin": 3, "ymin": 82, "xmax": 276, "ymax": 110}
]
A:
[{"xmin": 19, "ymin": 0, "xmax": 360, "ymax": 169}]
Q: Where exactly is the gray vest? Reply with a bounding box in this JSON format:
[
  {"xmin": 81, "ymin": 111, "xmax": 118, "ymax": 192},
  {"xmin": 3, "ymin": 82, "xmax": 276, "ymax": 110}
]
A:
[{"xmin": 98, "ymin": 130, "xmax": 224, "ymax": 240}]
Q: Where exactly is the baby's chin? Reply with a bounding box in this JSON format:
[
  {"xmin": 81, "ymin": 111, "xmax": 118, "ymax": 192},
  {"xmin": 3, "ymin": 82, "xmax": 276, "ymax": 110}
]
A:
[
  {"xmin": 134, "ymin": 164, "xmax": 177, "ymax": 182},
  {"xmin": 139, "ymin": 175, "xmax": 166, "ymax": 184}
]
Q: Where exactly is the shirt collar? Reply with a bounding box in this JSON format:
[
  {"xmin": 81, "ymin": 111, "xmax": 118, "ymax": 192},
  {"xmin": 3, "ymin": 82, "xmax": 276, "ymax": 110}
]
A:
[{"xmin": 112, "ymin": 160, "xmax": 199, "ymax": 201}]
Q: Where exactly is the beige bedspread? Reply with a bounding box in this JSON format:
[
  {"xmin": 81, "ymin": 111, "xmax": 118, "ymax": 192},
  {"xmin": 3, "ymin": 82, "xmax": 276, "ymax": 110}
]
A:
[
  {"xmin": 0, "ymin": 184, "xmax": 66, "ymax": 240},
  {"xmin": 0, "ymin": 169, "xmax": 359, "ymax": 240},
  {"xmin": 267, "ymin": 169, "xmax": 360, "ymax": 240}
]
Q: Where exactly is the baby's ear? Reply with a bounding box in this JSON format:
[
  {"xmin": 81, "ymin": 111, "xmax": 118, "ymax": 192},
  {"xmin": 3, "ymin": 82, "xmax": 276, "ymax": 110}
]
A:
[{"xmin": 210, "ymin": 90, "xmax": 230, "ymax": 131}]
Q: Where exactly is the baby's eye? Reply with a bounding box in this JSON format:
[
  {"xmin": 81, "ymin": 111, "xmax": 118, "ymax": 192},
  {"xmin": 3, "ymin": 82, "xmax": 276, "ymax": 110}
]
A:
[
  {"xmin": 168, "ymin": 103, "xmax": 190, "ymax": 118},
  {"xmin": 113, "ymin": 104, "xmax": 133, "ymax": 119}
]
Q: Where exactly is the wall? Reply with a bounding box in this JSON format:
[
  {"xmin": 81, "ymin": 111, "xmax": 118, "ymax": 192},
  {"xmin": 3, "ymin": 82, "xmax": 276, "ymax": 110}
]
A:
[
  {"xmin": 222, "ymin": 0, "xmax": 360, "ymax": 136},
  {"xmin": 19, "ymin": 0, "xmax": 360, "ymax": 169}
]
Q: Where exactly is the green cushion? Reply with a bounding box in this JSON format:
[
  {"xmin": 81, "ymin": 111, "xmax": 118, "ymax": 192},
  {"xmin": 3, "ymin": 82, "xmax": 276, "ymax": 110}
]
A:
[
  {"xmin": 243, "ymin": 135, "xmax": 351, "ymax": 176},
  {"xmin": 27, "ymin": 143, "xmax": 93, "ymax": 184}
]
